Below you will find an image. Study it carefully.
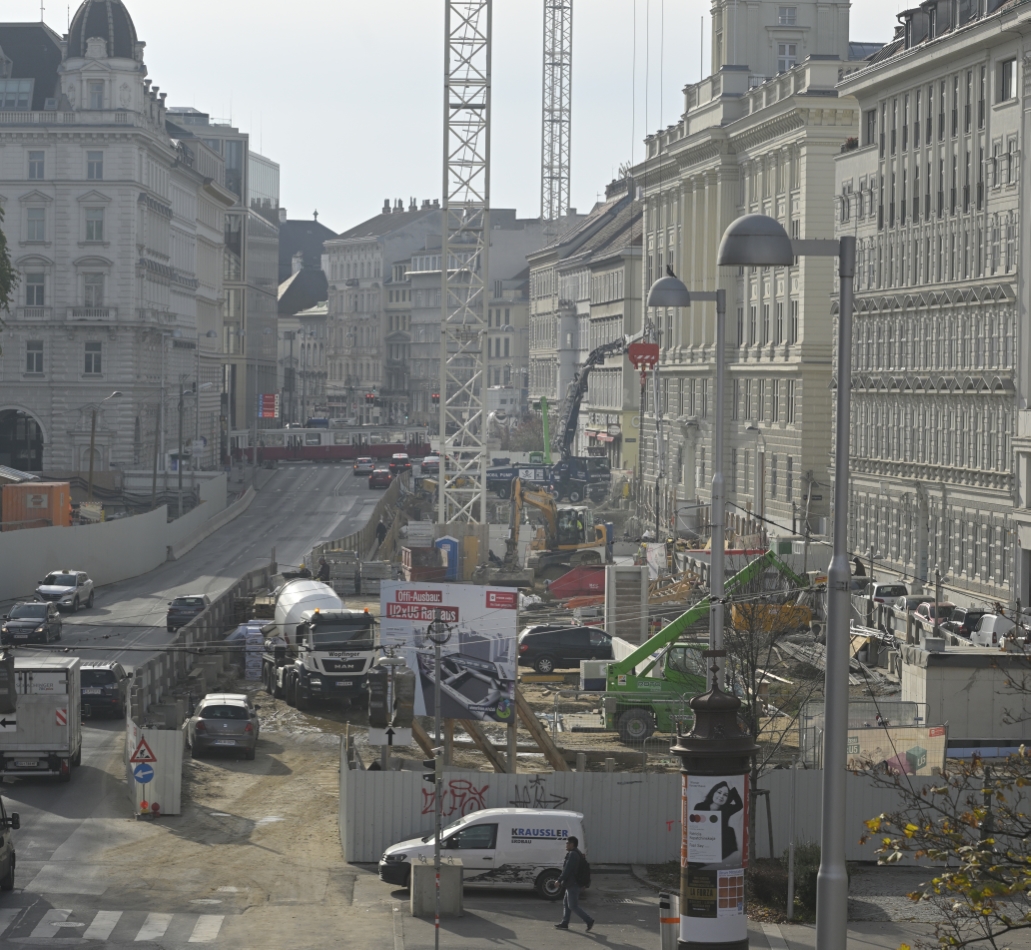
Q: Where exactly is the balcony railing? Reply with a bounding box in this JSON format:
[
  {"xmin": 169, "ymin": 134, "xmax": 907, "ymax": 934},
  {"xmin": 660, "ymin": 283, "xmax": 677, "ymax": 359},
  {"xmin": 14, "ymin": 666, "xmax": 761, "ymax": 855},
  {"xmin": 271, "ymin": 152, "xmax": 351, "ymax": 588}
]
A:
[
  {"xmin": 0, "ymin": 109, "xmax": 137, "ymax": 126},
  {"xmin": 17, "ymin": 307, "xmax": 50, "ymax": 321},
  {"xmin": 68, "ymin": 307, "xmax": 116, "ymax": 321}
]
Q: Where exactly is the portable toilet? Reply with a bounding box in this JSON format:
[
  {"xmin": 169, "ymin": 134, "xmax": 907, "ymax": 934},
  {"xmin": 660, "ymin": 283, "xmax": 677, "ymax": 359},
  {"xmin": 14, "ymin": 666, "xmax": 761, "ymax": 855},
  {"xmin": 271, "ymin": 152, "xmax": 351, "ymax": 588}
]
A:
[{"xmin": 435, "ymin": 536, "xmax": 460, "ymax": 581}]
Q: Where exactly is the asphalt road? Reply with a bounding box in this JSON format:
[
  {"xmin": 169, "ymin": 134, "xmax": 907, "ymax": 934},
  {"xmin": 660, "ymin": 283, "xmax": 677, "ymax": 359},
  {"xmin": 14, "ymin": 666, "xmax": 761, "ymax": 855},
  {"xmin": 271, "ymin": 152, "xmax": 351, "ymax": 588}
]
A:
[
  {"xmin": 0, "ymin": 462, "xmax": 381, "ymax": 947},
  {"xmin": 37, "ymin": 462, "xmax": 382, "ymax": 669}
]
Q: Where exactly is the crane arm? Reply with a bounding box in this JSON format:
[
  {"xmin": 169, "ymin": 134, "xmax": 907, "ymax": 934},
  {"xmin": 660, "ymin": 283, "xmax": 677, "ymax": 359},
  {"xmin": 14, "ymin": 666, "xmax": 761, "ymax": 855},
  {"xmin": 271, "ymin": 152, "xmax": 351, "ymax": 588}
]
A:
[{"xmin": 608, "ymin": 550, "xmax": 781, "ymax": 676}]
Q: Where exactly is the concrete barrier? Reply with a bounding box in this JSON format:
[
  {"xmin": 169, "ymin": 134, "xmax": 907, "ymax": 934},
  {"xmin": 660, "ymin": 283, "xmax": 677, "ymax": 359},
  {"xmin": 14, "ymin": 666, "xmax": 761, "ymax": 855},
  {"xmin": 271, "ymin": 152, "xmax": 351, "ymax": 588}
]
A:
[{"xmin": 168, "ymin": 487, "xmax": 256, "ymax": 561}]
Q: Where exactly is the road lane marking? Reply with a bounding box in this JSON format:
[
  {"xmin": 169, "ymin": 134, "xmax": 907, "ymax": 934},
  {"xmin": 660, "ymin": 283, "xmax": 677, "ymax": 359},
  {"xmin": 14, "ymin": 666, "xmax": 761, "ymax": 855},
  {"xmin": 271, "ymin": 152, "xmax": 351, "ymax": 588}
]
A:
[
  {"xmin": 30, "ymin": 908, "xmax": 71, "ymax": 938},
  {"xmin": 762, "ymin": 921, "xmax": 790, "ymax": 950},
  {"xmin": 0, "ymin": 908, "xmax": 21, "ymax": 936},
  {"xmin": 135, "ymin": 912, "xmax": 173, "ymax": 941},
  {"xmin": 84, "ymin": 910, "xmax": 122, "ymax": 940},
  {"xmin": 188, "ymin": 915, "xmax": 224, "ymax": 943}
]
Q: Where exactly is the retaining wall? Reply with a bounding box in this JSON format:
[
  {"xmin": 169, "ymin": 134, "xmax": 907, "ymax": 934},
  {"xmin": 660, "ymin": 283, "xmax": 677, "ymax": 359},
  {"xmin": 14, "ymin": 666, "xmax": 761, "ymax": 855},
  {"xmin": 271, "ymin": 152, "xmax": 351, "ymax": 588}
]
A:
[{"xmin": 0, "ymin": 474, "xmax": 230, "ymax": 603}]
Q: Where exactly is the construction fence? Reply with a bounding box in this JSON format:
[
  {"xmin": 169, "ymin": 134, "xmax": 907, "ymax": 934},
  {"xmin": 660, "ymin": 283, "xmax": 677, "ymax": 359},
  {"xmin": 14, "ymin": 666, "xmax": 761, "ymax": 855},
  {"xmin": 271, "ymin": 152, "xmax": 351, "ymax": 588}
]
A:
[{"xmin": 339, "ymin": 755, "xmax": 925, "ymax": 865}]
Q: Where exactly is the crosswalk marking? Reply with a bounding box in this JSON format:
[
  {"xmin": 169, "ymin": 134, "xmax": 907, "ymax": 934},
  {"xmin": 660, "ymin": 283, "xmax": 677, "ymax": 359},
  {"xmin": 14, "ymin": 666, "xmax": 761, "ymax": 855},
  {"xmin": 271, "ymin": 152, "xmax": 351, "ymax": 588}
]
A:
[
  {"xmin": 188, "ymin": 915, "xmax": 224, "ymax": 943},
  {"xmin": 135, "ymin": 912, "xmax": 173, "ymax": 941},
  {"xmin": 84, "ymin": 910, "xmax": 123, "ymax": 940},
  {"xmin": 30, "ymin": 908, "xmax": 71, "ymax": 938},
  {"xmin": 0, "ymin": 908, "xmax": 20, "ymax": 936}
]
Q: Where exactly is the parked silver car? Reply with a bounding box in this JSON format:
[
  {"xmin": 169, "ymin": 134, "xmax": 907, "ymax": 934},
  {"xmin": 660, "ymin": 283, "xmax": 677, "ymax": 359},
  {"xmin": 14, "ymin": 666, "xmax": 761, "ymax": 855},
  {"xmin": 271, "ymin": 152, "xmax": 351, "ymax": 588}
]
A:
[{"xmin": 187, "ymin": 694, "xmax": 260, "ymax": 760}]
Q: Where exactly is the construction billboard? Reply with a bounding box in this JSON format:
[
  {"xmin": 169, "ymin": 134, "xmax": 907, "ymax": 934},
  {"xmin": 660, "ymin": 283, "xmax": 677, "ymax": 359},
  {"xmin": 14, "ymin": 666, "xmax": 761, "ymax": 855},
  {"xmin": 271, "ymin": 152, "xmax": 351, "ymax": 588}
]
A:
[{"xmin": 379, "ymin": 582, "xmax": 517, "ymax": 723}]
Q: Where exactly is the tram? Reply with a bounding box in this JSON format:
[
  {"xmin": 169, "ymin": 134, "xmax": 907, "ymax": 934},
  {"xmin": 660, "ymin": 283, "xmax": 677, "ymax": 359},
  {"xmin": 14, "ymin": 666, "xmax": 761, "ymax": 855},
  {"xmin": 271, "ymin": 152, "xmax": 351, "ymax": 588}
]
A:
[{"xmin": 229, "ymin": 425, "xmax": 431, "ymax": 463}]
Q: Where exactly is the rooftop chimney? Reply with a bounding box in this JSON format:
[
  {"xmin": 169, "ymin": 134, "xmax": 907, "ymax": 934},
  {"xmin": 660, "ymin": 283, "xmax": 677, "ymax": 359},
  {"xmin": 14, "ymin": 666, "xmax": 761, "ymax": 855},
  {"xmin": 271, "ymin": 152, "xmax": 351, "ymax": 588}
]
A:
[
  {"xmin": 383, "ymin": 199, "xmax": 391, "ymax": 214},
  {"xmin": 409, "ymin": 197, "xmax": 417, "ymax": 212}
]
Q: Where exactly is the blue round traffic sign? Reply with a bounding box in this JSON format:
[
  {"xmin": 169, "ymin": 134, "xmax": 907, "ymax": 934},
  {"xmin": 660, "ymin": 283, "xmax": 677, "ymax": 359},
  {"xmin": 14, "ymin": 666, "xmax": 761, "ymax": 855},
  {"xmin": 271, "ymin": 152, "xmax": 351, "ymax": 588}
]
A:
[{"xmin": 133, "ymin": 763, "xmax": 154, "ymax": 784}]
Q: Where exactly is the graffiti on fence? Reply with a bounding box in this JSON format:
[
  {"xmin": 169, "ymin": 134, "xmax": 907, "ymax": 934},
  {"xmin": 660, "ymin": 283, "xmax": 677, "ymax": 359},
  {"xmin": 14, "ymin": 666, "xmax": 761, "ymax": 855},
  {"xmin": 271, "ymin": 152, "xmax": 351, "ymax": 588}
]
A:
[
  {"xmin": 421, "ymin": 779, "xmax": 489, "ymax": 818},
  {"xmin": 509, "ymin": 773, "xmax": 569, "ymax": 810}
]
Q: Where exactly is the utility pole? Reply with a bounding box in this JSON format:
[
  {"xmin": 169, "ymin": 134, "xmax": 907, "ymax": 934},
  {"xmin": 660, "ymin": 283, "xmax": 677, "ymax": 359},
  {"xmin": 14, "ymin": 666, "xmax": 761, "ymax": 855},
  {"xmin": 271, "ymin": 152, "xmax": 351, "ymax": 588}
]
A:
[
  {"xmin": 177, "ymin": 378, "xmax": 185, "ymax": 518},
  {"xmin": 934, "ymin": 566, "xmax": 943, "ymax": 638},
  {"xmin": 426, "ymin": 610, "xmax": 452, "ymax": 950}
]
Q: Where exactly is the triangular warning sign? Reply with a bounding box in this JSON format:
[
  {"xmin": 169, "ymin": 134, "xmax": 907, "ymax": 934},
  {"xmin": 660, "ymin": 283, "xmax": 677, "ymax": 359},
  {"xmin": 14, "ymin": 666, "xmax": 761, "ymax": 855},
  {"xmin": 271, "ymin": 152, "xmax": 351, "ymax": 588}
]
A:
[{"xmin": 130, "ymin": 737, "xmax": 157, "ymax": 764}]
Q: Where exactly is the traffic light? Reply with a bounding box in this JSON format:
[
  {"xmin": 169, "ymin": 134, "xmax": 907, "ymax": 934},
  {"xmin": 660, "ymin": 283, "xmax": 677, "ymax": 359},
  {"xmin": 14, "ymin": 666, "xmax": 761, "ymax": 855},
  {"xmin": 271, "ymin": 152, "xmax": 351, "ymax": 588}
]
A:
[
  {"xmin": 365, "ymin": 393, "xmax": 375, "ymax": 405},
  {"xmin": 366, "ymin": 666, "xmax": 389, "ymax": 729},
  {"xmin": 431, "ymin": 392, "xmax": 440, "ymax": 406},
  {"xmin": 422, "ymin": 748, "xmax": 444, "ymax": 785},
  {"xmin": 392, "ymin": 666, "xmax": 416, "ymax": 728}
]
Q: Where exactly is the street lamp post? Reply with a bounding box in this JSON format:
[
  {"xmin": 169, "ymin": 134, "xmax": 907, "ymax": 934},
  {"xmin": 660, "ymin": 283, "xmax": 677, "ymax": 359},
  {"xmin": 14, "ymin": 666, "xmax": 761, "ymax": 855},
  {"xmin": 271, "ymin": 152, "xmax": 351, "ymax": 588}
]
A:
[
  {"xmin": 86, "ymin": 391, "xmax": 122, "ymax": 503},
  {"xmin": 746, "ymin": 424, "xmax": 767, "ymax": 521},
  {"xmin": 426, "ymin": 610, "xmax": 452, "ymax": 950},
  {"xmin": 716, "ymin": 213, "xmax": 856, "ymax": 950},
  {"xmin": 645, "ymin": 276, "xmax": 727, "ymax": 689}
]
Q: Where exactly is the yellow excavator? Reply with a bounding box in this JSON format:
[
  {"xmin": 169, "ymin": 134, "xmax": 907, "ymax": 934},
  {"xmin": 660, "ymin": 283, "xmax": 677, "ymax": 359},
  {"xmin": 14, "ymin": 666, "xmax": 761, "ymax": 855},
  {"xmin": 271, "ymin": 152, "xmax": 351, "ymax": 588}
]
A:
[{"xmin": 496, "ymin": 477, "xmax": 609, "ymax": 584}]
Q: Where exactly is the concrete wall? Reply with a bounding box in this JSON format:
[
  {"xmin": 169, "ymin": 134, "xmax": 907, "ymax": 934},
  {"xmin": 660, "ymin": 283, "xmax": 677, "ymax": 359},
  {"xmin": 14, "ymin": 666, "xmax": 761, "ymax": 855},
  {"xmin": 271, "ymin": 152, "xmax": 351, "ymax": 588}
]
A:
[
  {"xmin": 339, "ymin": 758, "xmax": 920, "ymax": 865},
  {"xmin": 0, "ymin": 473, "xmax": 229, "ymax": 603}
]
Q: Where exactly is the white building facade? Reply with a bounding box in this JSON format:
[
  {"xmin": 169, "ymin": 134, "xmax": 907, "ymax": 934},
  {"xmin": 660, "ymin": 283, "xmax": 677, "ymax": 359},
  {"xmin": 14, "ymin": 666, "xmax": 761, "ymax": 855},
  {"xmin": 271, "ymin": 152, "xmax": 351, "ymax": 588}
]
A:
[
  {"xmin": 0, "ymin": 3, "xmax": 233, "ymax": 474},
  {"xmin": 836, "ymin": 0, "xmax": 1024, "ymax": 605}
]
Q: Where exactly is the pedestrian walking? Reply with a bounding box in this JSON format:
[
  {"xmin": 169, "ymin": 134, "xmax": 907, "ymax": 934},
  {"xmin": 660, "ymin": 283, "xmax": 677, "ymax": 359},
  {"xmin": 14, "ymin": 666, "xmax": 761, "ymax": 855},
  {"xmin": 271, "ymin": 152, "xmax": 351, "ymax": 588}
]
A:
[
  {"xmin": 317, "ymin": 558, "xmax": 331, "ymax": 583},
  {"xmin": 554, "ymin": 836, "xmax": 594, "ymax": 932},
  {"xmin": 375, "ymin": 520, "xmax": 388, "ymax": 546}
]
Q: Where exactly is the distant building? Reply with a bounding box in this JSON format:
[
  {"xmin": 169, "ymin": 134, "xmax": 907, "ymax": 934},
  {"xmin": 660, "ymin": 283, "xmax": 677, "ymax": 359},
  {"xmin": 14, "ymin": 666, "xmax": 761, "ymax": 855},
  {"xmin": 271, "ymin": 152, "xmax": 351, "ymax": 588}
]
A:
[
  {"xmin": 322, "ymin": 199, "xmax": 441, "ymax": 424},
  {"xmin": 277, "ymin": 302, "xmax": 327, "ymax": 426},
  {"xmin": 166, "ymin": 106, "xmax": 280, "ymax": 442},
  {"xmin": 0, "ymin": 1, "xmax": 235, "ymax": 473}
]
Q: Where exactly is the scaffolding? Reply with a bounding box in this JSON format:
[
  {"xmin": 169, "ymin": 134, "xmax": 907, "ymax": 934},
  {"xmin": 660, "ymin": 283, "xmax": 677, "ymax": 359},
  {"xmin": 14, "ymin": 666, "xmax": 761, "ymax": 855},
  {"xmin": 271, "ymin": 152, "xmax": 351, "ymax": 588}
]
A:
[{"xmin": 438, "ymin": 0, "xmax": 492, "ymax": 528}]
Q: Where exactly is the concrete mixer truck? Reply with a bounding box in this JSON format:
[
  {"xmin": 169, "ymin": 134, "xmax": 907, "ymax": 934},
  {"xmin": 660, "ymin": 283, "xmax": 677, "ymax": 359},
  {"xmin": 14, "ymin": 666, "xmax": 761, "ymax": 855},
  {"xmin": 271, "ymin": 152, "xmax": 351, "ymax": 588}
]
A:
[{"xmin": 261, "ymin": 578, "xmax": 377, "ymax": 710}]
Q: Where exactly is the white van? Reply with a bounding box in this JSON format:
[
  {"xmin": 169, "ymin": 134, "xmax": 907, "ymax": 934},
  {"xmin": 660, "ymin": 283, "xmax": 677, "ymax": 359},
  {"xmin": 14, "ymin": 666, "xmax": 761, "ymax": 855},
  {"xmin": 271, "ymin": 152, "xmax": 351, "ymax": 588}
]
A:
[
  {"xmin": 971, "ymin": 613, "xmax": 1015, "ymax": 648},
  {"xmin": 379, "ymin": 807, "xmax": 585, "ymax": 900}
]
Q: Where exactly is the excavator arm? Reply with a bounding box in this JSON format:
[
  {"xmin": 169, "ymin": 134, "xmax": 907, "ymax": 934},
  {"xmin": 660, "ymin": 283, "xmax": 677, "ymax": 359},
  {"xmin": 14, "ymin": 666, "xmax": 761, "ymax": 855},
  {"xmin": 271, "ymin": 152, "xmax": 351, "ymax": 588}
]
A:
[{"xmin": 553, "ymin": 337, "xmax": 630, "ymax": 460}]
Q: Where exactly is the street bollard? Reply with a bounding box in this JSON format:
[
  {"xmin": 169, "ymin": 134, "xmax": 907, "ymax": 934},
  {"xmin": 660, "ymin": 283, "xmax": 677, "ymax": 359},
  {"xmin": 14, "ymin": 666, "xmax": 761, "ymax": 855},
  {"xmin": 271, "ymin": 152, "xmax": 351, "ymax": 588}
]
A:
[{"xmin": 659, "ymin": 892, "xmax": 680, "ymax": 950}]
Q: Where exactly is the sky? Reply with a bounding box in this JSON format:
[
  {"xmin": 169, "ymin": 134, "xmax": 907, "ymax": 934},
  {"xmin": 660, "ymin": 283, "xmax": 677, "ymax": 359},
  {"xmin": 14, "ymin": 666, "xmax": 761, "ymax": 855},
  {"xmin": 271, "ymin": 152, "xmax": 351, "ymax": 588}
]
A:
[{"xmin": 12, "ymin": 0, "xmax": 906, "ymax": 235}]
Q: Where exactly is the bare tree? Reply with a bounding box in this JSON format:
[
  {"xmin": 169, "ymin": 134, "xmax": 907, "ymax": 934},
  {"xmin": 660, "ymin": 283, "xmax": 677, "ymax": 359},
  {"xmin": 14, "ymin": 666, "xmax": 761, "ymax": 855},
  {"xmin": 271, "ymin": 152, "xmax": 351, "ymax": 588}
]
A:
[{"xmin": 723, "ymin": 565, "xmax": 823, "ymax": 849}]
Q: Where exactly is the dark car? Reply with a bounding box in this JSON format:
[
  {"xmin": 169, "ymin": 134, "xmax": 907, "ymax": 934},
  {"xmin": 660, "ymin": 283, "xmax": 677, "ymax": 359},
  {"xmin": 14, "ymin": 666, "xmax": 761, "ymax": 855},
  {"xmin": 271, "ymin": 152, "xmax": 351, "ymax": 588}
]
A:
[
  {"xmin": 369, "ymin": 467, "xmax": 393, "ymax": 489},
  {"xmin": 388, "ymin": 453, "xmax": 412, "ymax": 475},
  {"xmin": 941, "ymin": 606, "xmax": 989, "ymax": 638},
  {"xmin": 420, "ymin": 455, "xmax": 440, "ymax": 475},
  {"xmin": 166, "ymin": 594, "xmax": 210, "ymax": 632},
  {"xmin": 517, "ymin": 624, "xmax": 613, "ymax": 674},
  {"xmin": 188, "ymin": 694, "xmax": 260, "ymax": 760},
  {"xmin": 1, "ymin": 602, "xmax": 61, "ymax": 645},
  {"xmin": 80, "ymin": 660, "xmax": 129, "ymax": 718}
]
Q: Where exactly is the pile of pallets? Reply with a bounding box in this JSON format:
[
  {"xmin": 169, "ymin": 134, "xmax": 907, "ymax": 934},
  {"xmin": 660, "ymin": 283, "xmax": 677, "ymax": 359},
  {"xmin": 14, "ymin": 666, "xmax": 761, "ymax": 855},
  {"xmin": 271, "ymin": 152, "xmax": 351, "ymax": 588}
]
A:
[{"xmin": 360, "ymin": 561, "xmax": 393, "ymax": 596}]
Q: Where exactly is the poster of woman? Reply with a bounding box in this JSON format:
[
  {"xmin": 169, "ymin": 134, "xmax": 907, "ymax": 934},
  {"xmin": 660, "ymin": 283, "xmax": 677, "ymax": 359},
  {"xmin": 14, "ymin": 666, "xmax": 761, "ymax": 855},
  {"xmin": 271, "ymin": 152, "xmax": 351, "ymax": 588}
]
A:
[{"xmin": 683, "ymin": 774, "xmax": 747, "ymax": 868}]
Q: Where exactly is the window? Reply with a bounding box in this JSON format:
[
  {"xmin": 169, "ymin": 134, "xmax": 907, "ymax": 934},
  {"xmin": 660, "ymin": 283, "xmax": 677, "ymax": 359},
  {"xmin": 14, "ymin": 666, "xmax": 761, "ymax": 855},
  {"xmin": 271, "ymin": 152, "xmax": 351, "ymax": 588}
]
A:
[
  {"xmin": 85, "ymin": 208, "xmax": 104, "ymax": 242},
  {"xmin": 979, "ymin": 65, "xmax": 986, "ymax": 128},
  {"xmin": 1007, "ymin": 139, "xmax": 1017, "ymax": 184},
  {"xmin": 965, "ymin": 71, "xmax": 972, "ymax": 133},
  {"xmin": 25, "ymin": 272, "xmax": 44, "ymax": 306},
  {"xmin": 28, "ymin": 151, "xmax": 44, "ymax": 180},
  {"xmin": 87, "ymin": 80, "xmax": 104, "ymax": 110},
  {"xmin": 762, "ymin": 304, "xmax": 770, "ymax": 344},
  {"xmin": 891, "ymin": 98, "xmax": 897, "ymax": 155},
  {"xmin": 778, "ymin": 6, "xmax": 796, "ymax": 25},
  {"xmin": 732, "ymin": 380, "xmax": 740, "ymax": 421},
  {"xmin": 770, "ymin": 456, "xmax": 778, "ymax": 500},
  {"xmin": 938, "ymin": 80, "xmax": 946, "ymax": 141},
  {"xmin": 736, "ymin": 307, "xmax": 744, "ymax": 346},
  {"xmin": 503, "ymin": 336, "xmax": 510, "ymax": 358},
  {"xmin": 790, "ymin": 300, "xmax": 799, "ymax": 343},
  {"xmin": 27, "ymin": 207, "xmax": 45, "ymax": 242},
  {"xmin": 1000, "ymin": 58, "xmax": 1017, "ymax": 102},
  {"xmin": 84, "ymin": 273, "xmax": 104, "ymax": 308},
  {"xmin": 25, "ymin": 341, "xmax": 43, "ymax": 374},
  {"xmin": 0, "ymin": 78, "xmax": 33, "ymax": 111},
  {"xmin": 775, "ymin": 303, "xmax": 784, "ymax": 343},
  {"xmin": 914, "ymin": 90, "xmax": 921, "ymax": 148},
  {"xmin": 777, "ymin": 43, "xmax": 797, "ymax": 74},
  {"xmin": 786, "ymin": 380, "xmax": 796, "ymax": 423},
  {"xmin": 87, "ymin": 151, "xmax": 103, "ymax": 180},
  {"xmin": 928, "ymin": 6, "xmax": 937, "ymax": 39},
  {"xmin": 786, "ymin": 456, "xmax": 794, "ymax": 500},
  {"xmin": 771, "ymin": 380, "xmax": 780, "ymax": 422},
  {"xmin": 84, "ymin": 342, "xmax": 102, "ymax": 375},
  {"xmin": 748, "ymin": 306, "xmax": 757, "ymax": 345},
  {"xmin": 951, "ymin": 76, "xmax": 959, "ymax": 137},
  {"xmin": 865, "ymin": 109, "xmax": 876, "ymax": 147}
]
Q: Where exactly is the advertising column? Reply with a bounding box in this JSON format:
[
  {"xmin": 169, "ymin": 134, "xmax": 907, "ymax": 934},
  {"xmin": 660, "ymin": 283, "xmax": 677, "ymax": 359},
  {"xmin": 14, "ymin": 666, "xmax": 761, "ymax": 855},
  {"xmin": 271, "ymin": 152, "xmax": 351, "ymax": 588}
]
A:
[{"xmin": 672, "ymin": 663, "xmax": 758, "ymax": 950}]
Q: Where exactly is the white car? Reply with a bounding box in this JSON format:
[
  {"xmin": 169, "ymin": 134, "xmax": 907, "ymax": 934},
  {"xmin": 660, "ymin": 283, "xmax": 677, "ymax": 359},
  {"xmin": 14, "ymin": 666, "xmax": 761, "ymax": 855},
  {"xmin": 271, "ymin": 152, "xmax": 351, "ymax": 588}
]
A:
[
  {"xmin": 36, "ymin": 571, "xmax": 94, "ymax": 612},
  {"xmin": 353, "ymin": 457, "xmax": 375, "ymax": 475}
]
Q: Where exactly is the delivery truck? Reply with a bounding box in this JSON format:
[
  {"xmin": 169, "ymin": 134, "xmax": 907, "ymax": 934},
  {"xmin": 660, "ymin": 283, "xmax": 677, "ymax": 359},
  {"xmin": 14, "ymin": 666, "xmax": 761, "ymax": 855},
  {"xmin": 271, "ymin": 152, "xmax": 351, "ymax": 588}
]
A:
[{"xmin": 0, "ymin": 657, "xmax": 81, "ymax": 781}]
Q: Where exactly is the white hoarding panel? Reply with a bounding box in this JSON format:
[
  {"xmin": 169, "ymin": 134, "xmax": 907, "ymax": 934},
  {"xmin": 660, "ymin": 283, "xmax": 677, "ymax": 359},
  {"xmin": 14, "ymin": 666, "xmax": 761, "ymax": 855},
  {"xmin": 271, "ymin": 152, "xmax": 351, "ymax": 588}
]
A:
[{"xmin": 380, "ymin": 582, "xmax": 517, "ymax": 722}]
